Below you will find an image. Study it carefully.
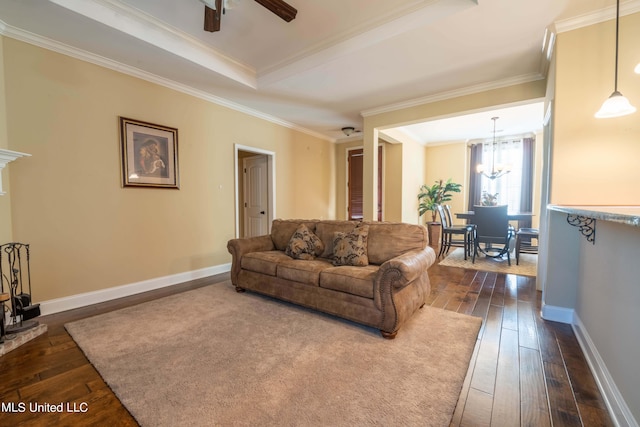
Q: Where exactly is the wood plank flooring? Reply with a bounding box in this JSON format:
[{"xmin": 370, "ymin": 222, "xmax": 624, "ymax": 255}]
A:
[{"xmin": 0, "ymin": 261, "xmax": 613, "ymax": 426}]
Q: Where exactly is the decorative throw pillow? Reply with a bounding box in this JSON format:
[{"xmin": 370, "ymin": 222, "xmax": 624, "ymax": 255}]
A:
[
  {"xmin": 332, "ymin": 223, "xmax": 369, "ymax": 266},
  {"xmin": 285, "ymin": 224, "xmax": 325, "ymax": 260}
]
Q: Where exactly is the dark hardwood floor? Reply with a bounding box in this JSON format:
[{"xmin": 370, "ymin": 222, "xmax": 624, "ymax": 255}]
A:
[{"xmin": 0, "ymin": 261, "xmax": 613, "ymax": 426}]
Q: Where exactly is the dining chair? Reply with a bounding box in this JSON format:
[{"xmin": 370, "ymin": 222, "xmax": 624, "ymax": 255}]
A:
[
  {"xmin": 515, "ymin": 228, "xmax": 539, "ymax": 265},
  {"xmin": 445, "ymin": 205, "xmax": 475, "ymax": 257},
  {"xmin": 471, "ymin": 205, "xmax": 515, "ymax": 265},
  {"xmin": 436, "ymin": 205, "xmax": 474, "ymax": 259}
]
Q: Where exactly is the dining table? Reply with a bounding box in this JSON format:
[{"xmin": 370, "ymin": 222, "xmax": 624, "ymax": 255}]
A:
[{"xmin": 455, "ymin": 211, "xmax": 534, "ymax": 222}]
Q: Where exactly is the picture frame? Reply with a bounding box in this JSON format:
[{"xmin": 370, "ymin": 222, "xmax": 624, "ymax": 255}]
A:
[{"xmin": 119, "ymin": 117, "xmax": 179, "ymax": 189}]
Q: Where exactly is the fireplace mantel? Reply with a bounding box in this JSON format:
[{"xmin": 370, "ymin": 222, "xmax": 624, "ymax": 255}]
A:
[{"xmin": 0, "ymin": 149, "xmax": 31, "ymax": 195}]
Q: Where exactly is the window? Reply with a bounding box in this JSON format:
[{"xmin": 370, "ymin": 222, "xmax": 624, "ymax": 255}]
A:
[{"xmin": 479, "ymin": 139, "xmax": 524, "ymax": 209}]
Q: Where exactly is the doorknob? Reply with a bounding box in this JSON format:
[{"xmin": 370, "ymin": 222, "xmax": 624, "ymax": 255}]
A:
[{"xmin": 260, "ymin": 211, "xmax": 265, "ymax": 215}]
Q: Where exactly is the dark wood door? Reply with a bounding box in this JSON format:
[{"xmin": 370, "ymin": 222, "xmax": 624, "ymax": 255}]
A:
[{"xmin": 348, "ymin": 147, "xmax": 382, "ymax": 221}]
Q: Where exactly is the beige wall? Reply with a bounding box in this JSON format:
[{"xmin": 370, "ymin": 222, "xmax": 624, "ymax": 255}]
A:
[
  {"xmin": 424, "ymin": 142, "xmax": 468, "ymax": 222},
  {"xmin": 289, "ymin": 138, "xmax": 335, "ymax": 219},
  {"xmin": 543, "ymin": 13, "xmax": 640, "ymax": 424},
  {"xmin": 384, "ymin": 142, "xmax": 403, "ymax": 222},
  {"xmin": 334, "ymin": 139, "xmax": 361, "ymax": 220},
  {"xmin": 335, "ymin": 133, "xmax": 541, "ymax": 227},
  {"xmin": 401, "ymin": 138, "xmax": 426, "ymax": 224},
  {"xmin": 531, "ymin": 131, "xmax": 544, "ymax": 229},
  {"xmin": 334, "ymin": 139, "xmax": 397, "ymax": 221},
  {"xmin": 363, "ymin": 80, "xmax": 546, "ymax": 222},
  {"xmin": 0, "ymin": 37, "xmax": 12, "ymax": 244},
  {"xmin": 2, "ymin": 38, "xmax": 333, "ymax": 302},
  {"xmin": 552, "ymin": 12, "xmax": 640, "ymax": 204},
  {"xmin": 365, "ymin": 81, "xmax": 546, "ymax": 130},
  {"xmin": 334, "ymin": 139, "xmax": 425, "ymax": 224}
]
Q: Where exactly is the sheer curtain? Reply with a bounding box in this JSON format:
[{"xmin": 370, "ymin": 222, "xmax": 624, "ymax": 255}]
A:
[
  {"xmin": 469, "ymin": 136, "xmax": 535, "ymax": 230},
  {"xmin": 482, "ymin": 139, "xmax": 522, "ymax": 208},
  {"xmin": 519, "ymin": 137, "xmax": 535, "ymax": 227}
]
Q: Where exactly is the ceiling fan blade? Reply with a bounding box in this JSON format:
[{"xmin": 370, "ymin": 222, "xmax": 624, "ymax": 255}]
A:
[
  {"xmin": 204, "ymin": 0, "xmax": 223, "ymax": 32},
  {"xmin": 254, "ymin": 0, "xmax": 297, "ymax": 22}
]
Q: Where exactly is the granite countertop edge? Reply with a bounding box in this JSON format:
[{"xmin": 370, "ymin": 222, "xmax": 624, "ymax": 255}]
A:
[{"xmin": 547, "ymin": 205, "xmax": 640, "ymax": 227}]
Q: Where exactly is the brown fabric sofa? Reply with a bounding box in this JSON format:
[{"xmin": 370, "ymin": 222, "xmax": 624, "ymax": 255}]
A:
[{"xmin": 227, "ymin": 219, "xmax": 436, "ymax": 339}]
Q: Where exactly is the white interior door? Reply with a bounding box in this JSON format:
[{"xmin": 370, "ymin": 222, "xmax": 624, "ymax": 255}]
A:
[{"xmin": 243, "ymin": 155, "xmax": 269, "ymax": 237}]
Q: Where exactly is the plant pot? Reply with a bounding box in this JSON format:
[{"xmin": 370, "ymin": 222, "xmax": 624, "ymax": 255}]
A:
[{"xmin": 427, "ymin": 222, "xmax": 441, "ymax": 251}]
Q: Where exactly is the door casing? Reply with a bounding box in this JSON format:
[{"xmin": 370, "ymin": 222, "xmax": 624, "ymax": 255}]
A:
[{"xmin": 234, "ymin": 144, "xmax": 275, "ymax": 238}]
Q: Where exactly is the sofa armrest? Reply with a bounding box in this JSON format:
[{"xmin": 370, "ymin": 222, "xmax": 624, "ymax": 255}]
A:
[
  {"xmin": 374, "ymin": 246, "xmax": 436, "ymax": 333},
  {"xmin": 377, "ymin": 246, "xmax": 436, "ymax": 290},
  {"xmin": 227, "ymin": 235, "xmax": 275, "ymax": 285}
]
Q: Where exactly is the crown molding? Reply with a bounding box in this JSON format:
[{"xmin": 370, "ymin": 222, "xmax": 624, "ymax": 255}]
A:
[
  {"xmin": 0, "ymin": 149, "xmax": 31, "ymax": 195},
  {"xmin": 555, "ymin": 0, "xmax": 640, "ymax": 33},
  {"xmin": 0, "ymin": 22, "xmax": 333, "ymax": 143},
  {"xmin": 361, "ymin": 72, "xmax": 544, "ymax": 117}
]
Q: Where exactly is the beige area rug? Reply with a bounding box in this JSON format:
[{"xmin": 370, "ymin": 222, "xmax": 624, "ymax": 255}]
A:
[
  {"xmin": 439, "ymin": 247, "xmax": 537, "ymax": 277},
  {"xmin": 65, "ymin": 282, "xmax": 482, "ymax": 427}
]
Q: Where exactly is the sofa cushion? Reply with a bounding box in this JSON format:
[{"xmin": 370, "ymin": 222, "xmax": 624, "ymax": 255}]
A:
[
  {"xmin": 271, "ymin": 219, "xmax": 318, "ymax": 251},
  {"xmin": 366, "ymin": 222, "xmax": 428, "ymax": 265},
  {"xmin": 285, "ymin": 224, "xmax": 324, "ymax": 260},
  {"xmin": 277, "ymin": 258, "xmax": 333, "ymax": 285},
  {"xmin": 332, "ymin": 223, "xmax": 369, "ymax": 266},
  {"xmin": 315, "ymin": 221, "xmax": 359, "ymax": 259},
  {"xmin": 241, "ymin": 251, "xmax": 292, "ymax": 276},
  {"xmin": 319, "ymin": 265, "xmax": 378, "ymax": 299}
]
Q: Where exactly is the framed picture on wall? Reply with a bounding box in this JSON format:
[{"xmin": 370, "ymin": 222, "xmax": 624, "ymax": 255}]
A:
[{"xmin": 119, "ymin": 117, "xmax": 179, "ymax": 189}]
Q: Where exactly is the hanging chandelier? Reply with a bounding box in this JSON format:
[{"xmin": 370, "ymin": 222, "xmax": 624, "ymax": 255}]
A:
[{"xmin": 476, "ymin": 116, "xmax": 511, "ymax": 180}]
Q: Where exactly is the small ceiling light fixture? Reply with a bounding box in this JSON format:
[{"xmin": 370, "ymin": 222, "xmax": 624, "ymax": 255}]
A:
[
  {"xmin": 595, "ymin": 0, "xmax": 636, "ymax": 118},
  {"xmin": 476, "ymin": 117, "xmax": 510, "ymax": 180},
  {"xmin": 341, "ymin": 127, "xmax": 356, "ymax": 136},
  {"xmin": 634, "ymin": 62, "xmax": 640, "ymax": 74}
]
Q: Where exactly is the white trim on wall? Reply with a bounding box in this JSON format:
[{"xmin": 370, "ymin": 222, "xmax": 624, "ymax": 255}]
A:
[
  {"xmin": 0, "ymin": 21, "xmax": 334, "ymax": 143},
  {"xmin": 573, "ymin": 314, "xmax": 639, "ymax": 427},
  {"xmin": 39, "ymin": 263, "xmax": 231, "ymax": 316},
  {"xmin": 540, "ymin": 304, "xmax": 638, "ymax": 426},
  {"xmin": 540, "ymin": 303, "xmax": 574, "ymax": 324},
  {"xmin": 555, "ymin": 0, "xmax": 640, "ymax": 34},
  {"xmin": 344, "ymin": 144, "xmax": 384, "ymax": 221},
  {"xmin": 234, "ymin": 144, "xmax": 276, "ymax": 238},
  {"xmin": 345, "ymin": 145, "xmax": 361, "ymax": 219}
]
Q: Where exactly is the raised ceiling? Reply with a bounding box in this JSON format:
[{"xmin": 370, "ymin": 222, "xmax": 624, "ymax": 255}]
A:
[{"xmin": 0, "ymin": 0, "xmax": 631, "ymax": 142}]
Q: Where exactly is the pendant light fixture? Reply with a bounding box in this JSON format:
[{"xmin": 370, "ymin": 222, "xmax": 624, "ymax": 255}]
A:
[
  {"xmin": 595, "ymin": 0, "xmax": 636, "ymax": 118},
  {"xmin": 476, "ymin": 117, "xmax": 510, "ymax": 180}
]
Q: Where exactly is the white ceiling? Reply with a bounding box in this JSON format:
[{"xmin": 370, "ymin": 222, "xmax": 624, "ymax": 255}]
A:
[{"xmin": 0, "ymin": 0, "xmax": 630, "ymax": 142}]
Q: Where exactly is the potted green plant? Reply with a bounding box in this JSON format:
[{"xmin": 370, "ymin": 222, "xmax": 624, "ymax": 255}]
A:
[{"xmin": 418, "ymin": 179, "xmax": 462, "ymax": 248}]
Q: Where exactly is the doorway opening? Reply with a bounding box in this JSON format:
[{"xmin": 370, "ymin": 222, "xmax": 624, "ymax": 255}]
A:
[
  {"xmin": 346, "ymin": 146, "xmax": 383, "ymax": 221},
  {"xmin": 234, "ymin": 144, "xmax": 275, "ymax": 238}
]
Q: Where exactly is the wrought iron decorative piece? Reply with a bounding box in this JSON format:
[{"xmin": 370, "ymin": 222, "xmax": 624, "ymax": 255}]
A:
[
  {"xmin": 0, "ymin": 242, "xmax": 40, "ymax": 335},
  {"xmin": 566, "ymin": 215, "xmax": 596, "ymax": 244}
]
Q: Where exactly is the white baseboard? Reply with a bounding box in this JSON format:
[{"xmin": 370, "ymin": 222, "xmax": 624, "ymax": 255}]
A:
[
  {"xmin": 540, "ymin": 303, "xmax": 574, "ymax": 324},
  {"xmin": 541, "ymin": 305, "xmax": 638, "ymax": 426},
  {"xmin": 573, "ymin": 315, "xmax": 639, "ymax": 427},
  {"xmin": 38, "ymin": 263, "xmax": 231, "ymax": 316}
]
